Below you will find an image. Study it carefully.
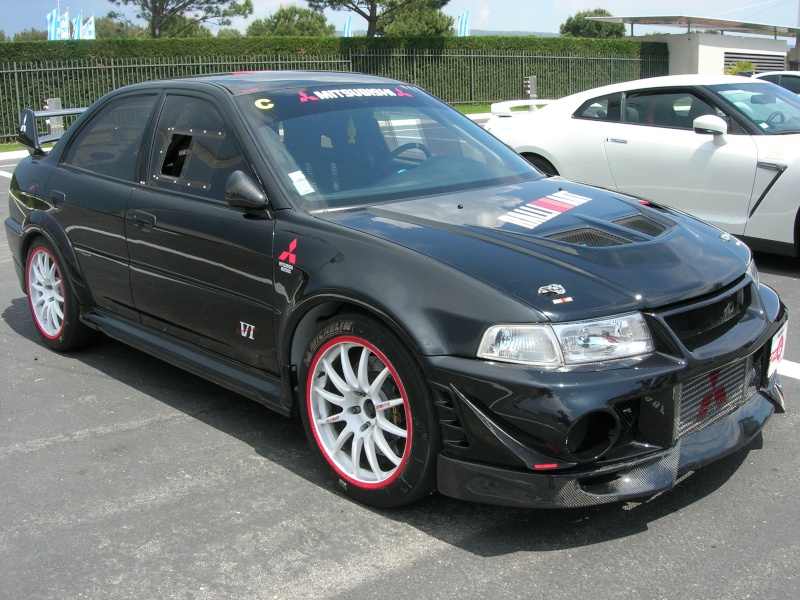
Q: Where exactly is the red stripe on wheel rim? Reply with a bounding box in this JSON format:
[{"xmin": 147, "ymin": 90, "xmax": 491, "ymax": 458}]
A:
[
  {"xmin": 27, "ymin": 246, "xmax": 65, "ymax": 340},
  {"xmin": 307, "ymin": 335, "xmax": 412, "ymax": 489}
]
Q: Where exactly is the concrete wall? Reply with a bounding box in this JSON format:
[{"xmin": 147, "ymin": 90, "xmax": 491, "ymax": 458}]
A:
[{"xmin": 640, "ymin": 33, "xmax": 788, "ymax": 75}]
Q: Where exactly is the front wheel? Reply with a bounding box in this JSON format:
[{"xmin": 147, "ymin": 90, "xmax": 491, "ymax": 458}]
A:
[
  {"xmin": 524, "ymin": 154, "xmax": 559, "ymax": 177},
  {"xmin": 26, "ymin": 238, "xmax": 94, "ymax": 351},
  {"xmin": 299, "ymin": 314, "xmax": 440, "ymax": 507}
]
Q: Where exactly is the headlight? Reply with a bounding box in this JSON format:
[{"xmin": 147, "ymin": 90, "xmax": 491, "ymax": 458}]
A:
[
  {"xmin": 478, "ymin": 312, "xmax": 654, "ymax": 366},
  {"xmin": 747, "ymin": 257, "xmax": 759, "ymax": 287}
]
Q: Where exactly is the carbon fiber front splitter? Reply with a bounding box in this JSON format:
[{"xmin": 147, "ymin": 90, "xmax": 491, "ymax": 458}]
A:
[{"xmin": 436, "ymin": 392, "xmax": 775, "ymax": 508}]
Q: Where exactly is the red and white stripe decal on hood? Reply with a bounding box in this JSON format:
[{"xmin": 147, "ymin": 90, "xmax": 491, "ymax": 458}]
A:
[{"xmin": 499, "ymin": 190, "xmax": 592, "ymax": 229}]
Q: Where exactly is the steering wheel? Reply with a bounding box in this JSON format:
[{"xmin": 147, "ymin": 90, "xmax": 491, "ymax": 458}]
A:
[
  {"xmin": 381, "ymin": 142, "xmax": 432, "ymax": 174},
  {"xmin": 766, "ymin": 111, "xmax": 785, "ymax": 125}
]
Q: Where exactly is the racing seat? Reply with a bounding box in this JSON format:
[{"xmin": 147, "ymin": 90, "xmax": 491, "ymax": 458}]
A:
[
  {"xmin": 282, "ymin": 116, "xmax": 339, "ymax": 193},
  {"xmin": 687, "ymin": 98, "xmax": 717, "ymax": 123}
]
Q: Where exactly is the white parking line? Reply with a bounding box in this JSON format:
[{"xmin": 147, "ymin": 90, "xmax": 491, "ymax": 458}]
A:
[
  {"xmin": 0, "ymin": 170, "xmax": 12, "ymax": 178},
  {"xmin": 779, "ymin": 359, "xmax": 800, "ymax": 381}
]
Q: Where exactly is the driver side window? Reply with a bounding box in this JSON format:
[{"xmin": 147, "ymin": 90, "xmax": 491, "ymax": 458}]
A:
[
  {"xmin": 150, "ymin": 95, "xmax": 253, "ymax": 200},
  {"xmin": 623, "ymin": 91, "xmax": 722, "ymax": 130}
]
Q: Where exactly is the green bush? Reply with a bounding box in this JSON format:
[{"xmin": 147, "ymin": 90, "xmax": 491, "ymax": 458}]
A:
[
  {"xmin": 0, "ymin": 36, "xmax": 667, "ymax": 63},
  {"xmin": 0, "ymin": 36, "xmax": 668, "ymax": 142}
]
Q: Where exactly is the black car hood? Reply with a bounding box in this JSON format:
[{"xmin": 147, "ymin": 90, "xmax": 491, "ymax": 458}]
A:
[{"xmin": 314, "ymin": 178, "xmax": 750, "ymax": 320}]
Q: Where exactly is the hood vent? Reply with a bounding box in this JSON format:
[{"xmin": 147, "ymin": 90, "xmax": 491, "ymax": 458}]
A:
[
  {"xmin": 613, "ymin": 214, "xmax": 668, "ymax": 238},
  {"xmin": 547, "ymin": 227, "xmax": 631, "ymax": 247},
  {"xmin": 546, "ymin": 214, "xmax": 669, "ymax": 248}
]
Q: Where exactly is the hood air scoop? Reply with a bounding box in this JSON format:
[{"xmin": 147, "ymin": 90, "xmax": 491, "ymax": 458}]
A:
[{"xmin": 545, "ymin": 214, "xmax": 669, "ymax": 248}]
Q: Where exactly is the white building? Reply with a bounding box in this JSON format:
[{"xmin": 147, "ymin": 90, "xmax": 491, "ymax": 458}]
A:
[{"xmin": 591, "ymin": 15, "xmax": 800, "ymax": 74}]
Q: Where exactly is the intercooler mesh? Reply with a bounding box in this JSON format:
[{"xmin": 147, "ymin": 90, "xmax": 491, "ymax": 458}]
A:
[{"xmin": 676, "ymin": 355, "xmax": 761, "ymax": 438}]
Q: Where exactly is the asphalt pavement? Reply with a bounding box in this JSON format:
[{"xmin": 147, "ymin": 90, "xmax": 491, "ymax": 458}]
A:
[{"xmin": 1, "ymin": 154, "xmax": 798, "ymax": 600}]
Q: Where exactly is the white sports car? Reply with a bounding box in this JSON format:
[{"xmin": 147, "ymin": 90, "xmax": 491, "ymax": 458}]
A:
[
  {"xmin": 484, "ymin": 74, "xmax": 800, "ymax": 256},
  {"xmin": 754, "ymin": 71, "xmax": 800, "ymax": 94}
]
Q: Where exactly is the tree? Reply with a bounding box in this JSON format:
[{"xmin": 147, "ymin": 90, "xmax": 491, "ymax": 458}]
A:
[
  {"xmin": 306, "ymin": 0, "xmax": 449, "ymax": 37},
  {"xmin": 247, "ymin": 5, "xmax": 335, "ymax": 37},
  {"xmin": 560, "ymin": 8, "xmax": 625, "ymax": 39},
  {"xmin": 377, "ymin": 0, "xmax": 453, "ymax": 36},
  {"xmin": 217, "ymin": 27, "xmax": 242, "ymax": 37},
  {"xmin": 14, "ymin": 28, "xmax": 48, "ymax": 41},
  {"xmin": 725, "ymin": 60, "xmax": 756, "ymax": 75},
  {"xmin": 95, "ymin": 15, "xmax": 148, "ymax": 38},
  {"xmin": 161, "ymin": 15, "xmax": 214, "ymax": 37},
  {"xmin": 0, "ymin": 30, "xmax": 6, "ymax": 42},
  {"xmin": 109, "ymin": 0, "xmax": 254, "ymax": 38}
]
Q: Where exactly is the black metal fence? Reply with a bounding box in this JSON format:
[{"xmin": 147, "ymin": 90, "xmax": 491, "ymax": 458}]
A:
[{"xmin": 1, "ymin": 49, "xmax": 668, "ymax": 143}]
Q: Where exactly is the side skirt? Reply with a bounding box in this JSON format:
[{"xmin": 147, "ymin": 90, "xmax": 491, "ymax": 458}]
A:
[{"xmin": 81, "ymin": 308, "xmax": 289, "ymax": 416}]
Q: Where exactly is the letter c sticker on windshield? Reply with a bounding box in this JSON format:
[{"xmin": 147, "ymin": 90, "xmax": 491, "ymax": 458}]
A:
[{"xmin": 255, "ymin": 98, "xmax": 274, "ymax": 110}]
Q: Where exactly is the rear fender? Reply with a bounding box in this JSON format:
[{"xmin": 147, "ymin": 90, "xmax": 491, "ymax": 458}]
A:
[{"xmin": 20, "ymin": 212, "xmax": 94, "ymax": 305}]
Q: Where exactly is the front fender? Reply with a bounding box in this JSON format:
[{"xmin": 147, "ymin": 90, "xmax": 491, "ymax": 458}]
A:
[
  {"xmin": 272, "ymin": 217, "xmax": 541, "ymax": 363},
  {"xmin": 743, "ymin": 163, "xmax": 800, "ymax": 252}
]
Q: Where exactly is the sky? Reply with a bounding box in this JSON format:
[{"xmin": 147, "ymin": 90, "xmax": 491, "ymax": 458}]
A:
[{"xmin": 5, "ymin": 0, "xmax": 800, "ymax": 37}]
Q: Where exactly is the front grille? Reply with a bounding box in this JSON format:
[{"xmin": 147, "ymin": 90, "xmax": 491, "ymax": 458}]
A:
[
  {"xmin": 677, "ymin": 354, "xmax": 762, "ymax": 438},
  {"xmin": 663, "ymin": 285, "xmax": 751, "ymax": 351},
  {"xmin": 547, "ymin": 227, "xmax": 631, "ymax": 247}
]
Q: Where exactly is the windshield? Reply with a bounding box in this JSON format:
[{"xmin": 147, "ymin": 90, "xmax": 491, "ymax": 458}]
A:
[
  {"xmin": 709, "ymin": 82, "xmax": 800, "ymax": 134},
  {"xmin": 234, "ymin": 84, "xmax": 538, "ymax": 209}
]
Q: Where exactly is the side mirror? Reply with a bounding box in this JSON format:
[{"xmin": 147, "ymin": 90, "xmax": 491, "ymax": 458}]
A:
[
  {"xmin": 225, "ymin": 171, "xmax": 268, "ymax": 211},
  {"xmin": 693, "ymin": 114, "xmax": 727, "ymax": 136}
]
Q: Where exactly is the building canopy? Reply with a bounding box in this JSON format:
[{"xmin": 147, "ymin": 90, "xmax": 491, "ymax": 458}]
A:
[{"xmin": 589, "ymin": 15, "xmax": 800, "ymax": 39}]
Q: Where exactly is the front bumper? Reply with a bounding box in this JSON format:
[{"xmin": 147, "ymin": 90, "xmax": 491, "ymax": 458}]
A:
[
  {"xmin": 437, "ymin": 391, "xmax": 775, "ymax": 508},
  {"xmin": 427, "ymin": 280, "xmax": 787, "ymax": 508}
]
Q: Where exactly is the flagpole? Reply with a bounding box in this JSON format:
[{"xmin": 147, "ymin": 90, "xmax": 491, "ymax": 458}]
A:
[{"xmin": 796, "ymin": 0, "xmax": 799, "ymax": 50}]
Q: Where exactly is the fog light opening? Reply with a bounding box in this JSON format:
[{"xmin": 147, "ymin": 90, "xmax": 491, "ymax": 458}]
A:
[{"xmin": 566, "ymin": 411, "xmax": 619, "ymax": 462}]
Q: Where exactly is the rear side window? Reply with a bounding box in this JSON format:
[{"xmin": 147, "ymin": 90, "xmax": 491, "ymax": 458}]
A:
[
  {"xmin": 779, "ymin": 75, "xmax": 800, "ymax": 94},
  {"xmin": 63, "ymin": 94, "xmax": 157, "ymax": 181},
  {"xmin": 573, "ymin": 93, "xmax": 622, "ymax": 122}
]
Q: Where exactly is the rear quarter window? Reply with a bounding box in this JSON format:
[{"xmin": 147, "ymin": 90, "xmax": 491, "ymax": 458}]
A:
[{"xmin": 573, "ymin": 93, "xmax": 622, "ymax": 122}]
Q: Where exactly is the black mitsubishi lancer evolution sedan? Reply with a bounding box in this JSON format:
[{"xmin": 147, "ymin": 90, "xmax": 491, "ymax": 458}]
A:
[{"xmin": 5, "ymin": 71, "xmax": 788, "ymax": 508}]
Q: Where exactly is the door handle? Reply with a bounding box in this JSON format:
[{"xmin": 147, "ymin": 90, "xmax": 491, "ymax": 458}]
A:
[
  {"xmin": 132, "ymin": 210, "xmax": 156, "ymax": 233},
  {"xmin": 604, "ymin": 138, "xmax": 628, "ymax": 144}
]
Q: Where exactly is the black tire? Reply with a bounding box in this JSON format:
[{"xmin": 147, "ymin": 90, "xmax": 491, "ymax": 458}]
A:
[
  {"xmin": 25, "ymin": 238, "xmax": 94, "ymax": 352},
  {"xmin": 524, "ymin": 154, "xmax": 558, "ymax": 177},
  {"xmin": 299, "ymin": 313, "xmax": 441, "ymax": 508}
]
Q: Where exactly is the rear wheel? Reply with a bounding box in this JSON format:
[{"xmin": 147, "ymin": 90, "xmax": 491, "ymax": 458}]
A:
[
  {"xmin": 26, "ymin": 238, "xmax": 93, "ymax": 351},
  {"xmin": 299, "ymin": 314, "xmax": 440, "ymax": 507}
]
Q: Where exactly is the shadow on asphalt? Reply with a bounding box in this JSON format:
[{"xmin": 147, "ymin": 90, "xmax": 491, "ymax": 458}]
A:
[
  {"xmin": 753, "ymin": 251, "xmax": 800, "ymax": 277},
  {"xmin": 2, "ymin": 295, "xmax": 761, "ymax": 556}
]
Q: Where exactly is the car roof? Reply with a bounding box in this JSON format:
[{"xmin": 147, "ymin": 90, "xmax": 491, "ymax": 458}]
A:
[
  {"xmin": 754, "ymin": 71, "xmax": 800, "ymax": 77},
  {"xmin": 561, "ymin": 73, "xmax": 760, "ymax": 102},
  {"xmin": 124, "ymin": 70, "xmax": 405, "ymax": 96}
]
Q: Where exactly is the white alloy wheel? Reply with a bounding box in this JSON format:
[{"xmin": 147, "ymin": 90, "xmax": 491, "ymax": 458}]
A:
[
  {"xmin": 25, "ymin": 239, "xmax": 94, "ymax": 351},
  {"xmin": 307, "ymin": 336, "xmax": 411, "ymax": 487},
  {"xmin": 27, "ymin": 246, "xmax": 66, "ymax": 338}
]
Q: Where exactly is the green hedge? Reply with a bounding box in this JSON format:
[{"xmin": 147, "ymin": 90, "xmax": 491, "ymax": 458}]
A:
[
  {"xmin": 0, "ymin": 35, "xmax": 667, "ymax": 62},
  {"xmin": 1, "ymin": 36, "xmax": 668, "ymax": 142}
]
